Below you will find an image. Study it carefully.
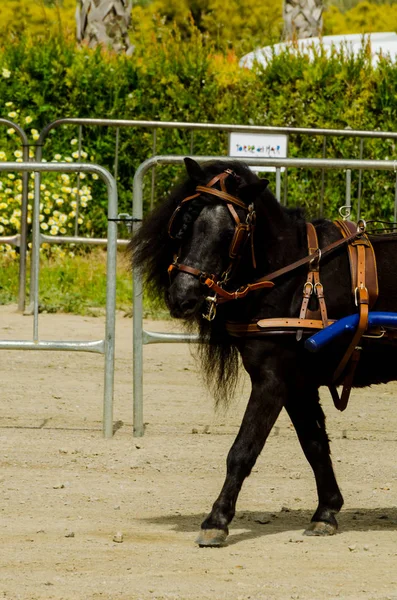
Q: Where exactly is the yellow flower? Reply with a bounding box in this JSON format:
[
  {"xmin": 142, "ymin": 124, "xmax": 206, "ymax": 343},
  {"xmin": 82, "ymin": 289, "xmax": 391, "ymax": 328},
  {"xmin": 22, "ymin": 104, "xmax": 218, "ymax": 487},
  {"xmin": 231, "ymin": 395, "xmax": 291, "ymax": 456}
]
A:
[
  {"xmin": 8, "ymin": 111, "xmax": 17, "ymax": 118},
  {"xmin": 5, "ymin": 101, "xmax": 13, "ymax": 107},
  {"xmin": 40, "ymin": 222, "xmax": 49, "ymax": 230},
  {"xmin": 70, "ymin": 138, "xmax": 78, "ymax": 145},
  {"xmin": 60, "ymin": 227, "xmax": 67, "ymax": 234},
  {"xmin": 44, "ymin": 208, "xmax": 51, "ymax": 215},
  {"xmin": 31, "ymin": 129, "xmax": 39, "ymax": 136},
  {"xmin": 92, "ymin": 173, "xmax": 99, "ymax": 180},
  {"xmin": 54, "ymin": 154, "xmax": 62, "ymax": 161},
  {"xmin": 7, "ymin": 128, "xmax": 15, "ymax": 135},
  {"xmin": 25, "ymin": 116, "xmax": 33, "ymax": 124},
  {"xmin": 8, "ymin": 174, "xmax": 15, "ymax": 180},
  {"xmin": 50, "ymin": 225, "xmax": 59, "ymax": 235},
  {"xmin": 0, "ymin": 151, "xmax": 6, "ymax": 160},
  {"xmin": 72, "ymin": 151, "xmax": 80, "ymax": 159},
  {"xmin": 14, "ymin": 150, "xmax": 23, "ymax": 158},
  {"xmin": 2, "ymin": 68, "xmax": 11, "ymax": 78}
]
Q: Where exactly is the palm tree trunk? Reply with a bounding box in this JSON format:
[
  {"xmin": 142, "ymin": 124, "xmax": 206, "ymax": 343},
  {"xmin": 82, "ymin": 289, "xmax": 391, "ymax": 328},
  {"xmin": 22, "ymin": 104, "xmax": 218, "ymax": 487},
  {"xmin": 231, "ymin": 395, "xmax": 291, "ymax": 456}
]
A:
[
  {"xmin": 76, "ymin": 0, "xmax": 134, "ymax": 54},
  {"xmin": 283, "ymin": 0, "xmax": 323, "ymax": 40}
]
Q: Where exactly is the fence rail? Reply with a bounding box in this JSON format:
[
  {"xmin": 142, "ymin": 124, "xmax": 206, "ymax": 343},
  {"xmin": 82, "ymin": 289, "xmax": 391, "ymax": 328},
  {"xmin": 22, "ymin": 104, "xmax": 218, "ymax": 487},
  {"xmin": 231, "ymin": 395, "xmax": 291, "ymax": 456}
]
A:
[
  {"xmin": 3, "ymin": 118, "xmax": 397, "ymax": 310},
  {"xmin": 0, "ymin": 161, "xmax": 118, "ymax": 438}
]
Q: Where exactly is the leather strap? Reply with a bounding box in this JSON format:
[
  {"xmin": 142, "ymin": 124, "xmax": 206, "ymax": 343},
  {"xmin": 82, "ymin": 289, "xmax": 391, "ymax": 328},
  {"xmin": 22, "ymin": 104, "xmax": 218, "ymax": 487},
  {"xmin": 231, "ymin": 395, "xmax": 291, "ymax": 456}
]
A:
[
  {"xmin": 297, "ymin": 224, "xmax": 328, "ymax": 341},
  {"xmin": 258, "ymin": 317, "xmax": 333, "ymax": 330},
  {"xmin": 330, "ymin": 223, "xmax": 375, "ymax": 410},
  {"xmin": 253, "ymin": 226, "xmax": 362, "ymax": 286},
  {"xmin": 334, "ymin": 220, "xmax": 379, "ymax": 307}
]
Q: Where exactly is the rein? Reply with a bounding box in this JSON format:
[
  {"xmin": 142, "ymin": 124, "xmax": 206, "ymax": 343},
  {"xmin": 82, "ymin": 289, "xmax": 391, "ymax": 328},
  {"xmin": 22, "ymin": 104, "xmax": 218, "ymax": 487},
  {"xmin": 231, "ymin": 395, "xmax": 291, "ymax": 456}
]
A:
[{"xmin": 167, "ymin": 168, "xmax": 366, "ymax": 320}]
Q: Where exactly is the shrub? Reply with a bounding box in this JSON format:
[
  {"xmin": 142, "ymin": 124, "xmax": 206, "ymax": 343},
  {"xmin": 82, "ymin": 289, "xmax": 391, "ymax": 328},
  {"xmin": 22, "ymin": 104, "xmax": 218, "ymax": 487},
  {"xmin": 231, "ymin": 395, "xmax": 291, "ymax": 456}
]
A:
[{"xmin": 1, "ymin": 29, "xmax": 397, "ymax": 257}]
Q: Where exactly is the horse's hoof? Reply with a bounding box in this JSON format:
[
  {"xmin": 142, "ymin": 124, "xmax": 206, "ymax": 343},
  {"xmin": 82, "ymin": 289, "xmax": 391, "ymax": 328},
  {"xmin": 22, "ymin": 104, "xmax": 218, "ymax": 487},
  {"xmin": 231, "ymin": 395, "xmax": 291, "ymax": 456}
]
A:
[
  {"xmin": 304, "ymin": 521, "xmax": 337, "ymax": 536},
  {"xmin": 195, "ymin": 528, "xmax": 228, "ymax": 547}
]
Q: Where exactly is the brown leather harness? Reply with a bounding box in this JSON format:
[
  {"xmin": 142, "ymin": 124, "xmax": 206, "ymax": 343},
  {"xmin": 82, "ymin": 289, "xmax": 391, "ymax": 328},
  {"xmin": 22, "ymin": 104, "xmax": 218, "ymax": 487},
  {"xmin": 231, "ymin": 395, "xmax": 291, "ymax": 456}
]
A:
[{"xmin": 167, "ymin": 169, "xmax": 382, "ymax": 411}]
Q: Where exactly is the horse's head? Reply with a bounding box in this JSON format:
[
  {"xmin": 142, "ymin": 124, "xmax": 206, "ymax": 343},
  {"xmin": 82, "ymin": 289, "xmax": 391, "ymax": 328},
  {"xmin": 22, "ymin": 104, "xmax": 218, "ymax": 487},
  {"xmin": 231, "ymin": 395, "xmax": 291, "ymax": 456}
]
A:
[{"xmin": 166, "ymin": 158, "xmax": 268, "ymax": 320}]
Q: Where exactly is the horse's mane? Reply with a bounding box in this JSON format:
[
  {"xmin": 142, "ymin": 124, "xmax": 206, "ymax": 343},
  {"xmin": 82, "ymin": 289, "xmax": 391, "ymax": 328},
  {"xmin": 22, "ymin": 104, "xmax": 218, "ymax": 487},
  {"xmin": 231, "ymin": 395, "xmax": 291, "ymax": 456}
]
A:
[{"xmin": 130, "ymin": 160, "xmax": 281, "ymax": 407}]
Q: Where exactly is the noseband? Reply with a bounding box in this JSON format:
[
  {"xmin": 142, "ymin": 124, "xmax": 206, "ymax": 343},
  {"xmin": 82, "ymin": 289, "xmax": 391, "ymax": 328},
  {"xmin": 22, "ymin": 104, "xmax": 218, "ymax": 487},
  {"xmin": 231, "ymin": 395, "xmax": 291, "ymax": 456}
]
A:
[{"xmin": 167, "ymin": 169, "xmax": 263, "ymax": 320}]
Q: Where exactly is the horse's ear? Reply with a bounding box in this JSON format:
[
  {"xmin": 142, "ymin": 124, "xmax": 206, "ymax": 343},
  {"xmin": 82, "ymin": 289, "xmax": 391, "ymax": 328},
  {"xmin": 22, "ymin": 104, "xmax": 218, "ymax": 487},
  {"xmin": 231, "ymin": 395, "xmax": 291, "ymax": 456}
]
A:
[
  {"xmin": 184, "ymin": 157, "xmax": 204, "ymax": 182},
  {"xmin": 238, "ymin": 179, "xmax": 269, "ymax": 202}
]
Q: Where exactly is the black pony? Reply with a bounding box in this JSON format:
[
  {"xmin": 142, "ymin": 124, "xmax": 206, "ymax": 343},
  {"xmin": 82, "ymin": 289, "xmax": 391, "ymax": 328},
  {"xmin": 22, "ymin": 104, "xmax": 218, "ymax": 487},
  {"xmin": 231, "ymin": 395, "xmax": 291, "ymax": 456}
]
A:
[{"xmin": 131, "ymin": 157, "xmax": 397, "ymax": 546}]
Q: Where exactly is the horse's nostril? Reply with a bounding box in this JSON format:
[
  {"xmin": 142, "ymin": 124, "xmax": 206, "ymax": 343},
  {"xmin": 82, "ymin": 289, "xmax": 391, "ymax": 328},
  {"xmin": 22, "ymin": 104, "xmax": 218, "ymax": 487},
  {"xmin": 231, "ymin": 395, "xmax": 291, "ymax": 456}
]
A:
[{"xmin": 180, "ymin": 298, "xmax": 197, "ymax": 314}]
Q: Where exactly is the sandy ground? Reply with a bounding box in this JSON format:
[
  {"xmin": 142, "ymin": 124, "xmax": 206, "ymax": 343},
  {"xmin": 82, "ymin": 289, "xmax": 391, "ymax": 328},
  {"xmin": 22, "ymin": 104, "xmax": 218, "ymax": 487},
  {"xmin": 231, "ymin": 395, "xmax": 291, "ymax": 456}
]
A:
[{"xmin": 1, "ymin": 304, "xmax": 397, "ymax": 600}]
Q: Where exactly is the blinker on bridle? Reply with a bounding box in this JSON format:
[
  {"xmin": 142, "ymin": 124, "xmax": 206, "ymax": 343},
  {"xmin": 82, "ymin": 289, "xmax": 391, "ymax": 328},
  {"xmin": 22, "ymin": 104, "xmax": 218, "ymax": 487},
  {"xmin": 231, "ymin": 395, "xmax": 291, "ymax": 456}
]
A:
[{"xmin": 167, "ymin": 169, "xmax": 265, "ymax": 321}]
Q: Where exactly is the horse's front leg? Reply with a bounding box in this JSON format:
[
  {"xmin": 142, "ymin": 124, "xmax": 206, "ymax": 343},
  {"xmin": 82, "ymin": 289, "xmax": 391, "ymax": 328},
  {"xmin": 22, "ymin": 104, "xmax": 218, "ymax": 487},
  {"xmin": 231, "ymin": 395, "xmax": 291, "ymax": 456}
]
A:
[
  {"xmin": 284, "ymin": 390, "xmax": 344, "ymax": 535},
  {"xmin": 196, "ymin": 358, "xmax": 285, "ymax": 547}
]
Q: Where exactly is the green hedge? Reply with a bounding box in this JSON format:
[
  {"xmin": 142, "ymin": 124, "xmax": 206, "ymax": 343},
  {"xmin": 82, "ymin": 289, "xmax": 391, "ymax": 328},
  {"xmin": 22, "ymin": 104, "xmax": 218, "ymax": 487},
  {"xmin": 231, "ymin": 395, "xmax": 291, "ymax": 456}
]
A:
[{"xmin": 1, "ymin": 30, "xmax": 397, "ymax": 247}]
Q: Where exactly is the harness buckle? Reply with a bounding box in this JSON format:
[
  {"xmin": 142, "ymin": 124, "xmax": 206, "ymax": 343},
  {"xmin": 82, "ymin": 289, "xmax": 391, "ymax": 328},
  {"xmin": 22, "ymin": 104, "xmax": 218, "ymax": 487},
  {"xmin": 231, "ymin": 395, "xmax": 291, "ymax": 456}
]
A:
[
  {"xmin": 314, "ymin": 282, "xmax": 324, "ymax": 297},
  {"xmin": 357, "ymin": 219, "xmax": 367, "ymax": 233},
  {"xmin": 202, "ymin": 295, "xmax": 217, "ymax": 321}
]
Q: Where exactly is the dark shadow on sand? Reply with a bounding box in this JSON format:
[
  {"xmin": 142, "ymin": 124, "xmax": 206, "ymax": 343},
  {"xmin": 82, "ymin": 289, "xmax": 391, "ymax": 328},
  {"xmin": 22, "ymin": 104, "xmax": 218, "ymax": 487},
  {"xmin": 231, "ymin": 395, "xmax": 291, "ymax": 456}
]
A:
[{"xmin": 142, "ymin": 507, "xmax": 397, "ymax": 546}]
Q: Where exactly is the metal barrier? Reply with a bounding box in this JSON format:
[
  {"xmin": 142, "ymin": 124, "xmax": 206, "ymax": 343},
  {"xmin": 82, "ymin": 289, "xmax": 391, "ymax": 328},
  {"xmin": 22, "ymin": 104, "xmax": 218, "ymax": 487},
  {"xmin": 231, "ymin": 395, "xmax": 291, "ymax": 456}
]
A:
[
  {"xmin": 22, "ymin": 118, "xmax": 397, "ymax": 312},
  {"xmin": 0, "ymin": 161, "xmax": 118, "ymax": 438},
  {"xmin": 132, "ymin": 154, "xmax": 397, "ymax": 437},
  {"xmin": 0, "ymin": 119, "xmax": 30, "ymax": 311}
]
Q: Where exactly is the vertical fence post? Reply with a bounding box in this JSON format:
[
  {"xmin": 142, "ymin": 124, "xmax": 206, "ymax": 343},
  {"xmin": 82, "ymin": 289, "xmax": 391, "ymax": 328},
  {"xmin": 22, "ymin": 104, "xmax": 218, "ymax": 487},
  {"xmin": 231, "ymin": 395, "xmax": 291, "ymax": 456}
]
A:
[
  {"xmin": 74, "ymin": 125, "xmax": 83, "ymax": 237},
  {"xmin": 19, "ymin": 142, "xmax": 30, "ymax": 312},
  {"xmin": 283, "ymin": 134, "xmax": 289, "ymax": 206},
  {"xmin": 275, "ymin": 167, "xmax": 281, "ymax": 202},
  {"xmin": 320, "ymin": 137, "xmax": 327, "ymax": 217},
  {"xmin": 394, "ymin": 170, "xmax": 397, "ymax": 222},
  {"xmin": 190, "ymin": 131, "xmax": 194, "ymax": 154},
  {"xmin": 32, "ymin": 170, "xmax": 41, "ymax": 342},
  {"xmin": 150, "ymin": 129, "xmax": 157, "ymax": 212},
  {"xmin": 345, "ymin": 169, "xmax": 352, "ymax": 213},
  {"xmin": 114, "ymin": 127, "xmax": 120, "ymax": 181},
  {"xmin": 132, "ymin": 162, "xmax": 145, "ymax": 437},
  {"xmin": 357, "ymin": 139, "xmax": 364, "ymax": 220}
]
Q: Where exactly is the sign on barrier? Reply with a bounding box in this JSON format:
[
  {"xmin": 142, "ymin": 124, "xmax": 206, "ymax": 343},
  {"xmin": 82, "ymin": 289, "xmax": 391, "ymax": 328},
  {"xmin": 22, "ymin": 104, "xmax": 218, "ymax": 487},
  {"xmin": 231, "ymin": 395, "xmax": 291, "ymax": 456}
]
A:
[{"xmin": 229, "ymin": 132, "xmax": 288, "ymax": 172}]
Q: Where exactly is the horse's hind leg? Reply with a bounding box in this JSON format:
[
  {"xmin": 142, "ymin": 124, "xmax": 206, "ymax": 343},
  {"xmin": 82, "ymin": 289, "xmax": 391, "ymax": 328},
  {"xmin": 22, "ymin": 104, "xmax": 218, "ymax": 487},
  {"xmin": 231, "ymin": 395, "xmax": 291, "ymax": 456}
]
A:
[
  {"xmin": 196, "ymin": 370, "xmax": 285, "ymax": 547},
  {"xmin": 284, "ymin": 390, "xmax": 344, "ymax": 536}
]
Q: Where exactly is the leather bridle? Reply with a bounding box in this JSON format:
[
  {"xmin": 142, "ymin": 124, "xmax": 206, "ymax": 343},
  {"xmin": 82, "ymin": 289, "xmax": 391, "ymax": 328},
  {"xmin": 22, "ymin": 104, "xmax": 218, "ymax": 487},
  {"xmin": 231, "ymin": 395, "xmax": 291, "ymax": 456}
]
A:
[
  {"xmin": 167, "ymin": 169, "xmax": 264, "ymax": 320},
  {"xmin": 167, "ymin": 168, "xmax": 368, "ymax": 322}
]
